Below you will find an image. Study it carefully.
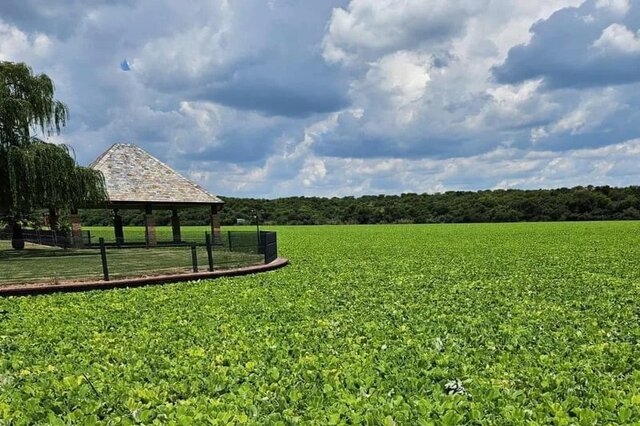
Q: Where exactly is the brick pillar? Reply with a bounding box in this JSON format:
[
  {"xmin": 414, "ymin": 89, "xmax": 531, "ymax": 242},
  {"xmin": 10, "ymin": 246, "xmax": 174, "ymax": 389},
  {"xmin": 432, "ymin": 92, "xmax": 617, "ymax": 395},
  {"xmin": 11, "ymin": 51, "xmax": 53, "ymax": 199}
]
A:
[
  {"xmin": 171, "ymin": 209, "xmax": 181, "ymax": 243},
  {"xmin": 210, "ymin": 204, "xmax": 222, "ymax": 243},
  {"xmin": 144, "ymin": 205, "xmax": 157, "ymax": 247},
  {"xmin": 70, "ymin": 212, "xmax": 83, "ymax": 248}
]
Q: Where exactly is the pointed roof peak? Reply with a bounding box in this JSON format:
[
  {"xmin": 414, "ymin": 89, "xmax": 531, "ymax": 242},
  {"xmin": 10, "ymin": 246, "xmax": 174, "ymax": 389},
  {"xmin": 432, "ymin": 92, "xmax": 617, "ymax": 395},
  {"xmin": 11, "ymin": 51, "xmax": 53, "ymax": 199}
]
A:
[{"xmin": 90, "ymin": 144, "xmax": 223, "ymax": 206}]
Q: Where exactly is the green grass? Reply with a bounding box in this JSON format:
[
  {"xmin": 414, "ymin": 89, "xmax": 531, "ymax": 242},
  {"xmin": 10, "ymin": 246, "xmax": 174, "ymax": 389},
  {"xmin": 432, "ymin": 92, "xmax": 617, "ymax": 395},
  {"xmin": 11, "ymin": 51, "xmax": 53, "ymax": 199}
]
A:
[
  {"xmin": 1, "ymin": 222, "xmax": 640, "ymax": 423},
  {"xmin": 0, "ymin": 227, "xmax": 265, "ymax": 284}
]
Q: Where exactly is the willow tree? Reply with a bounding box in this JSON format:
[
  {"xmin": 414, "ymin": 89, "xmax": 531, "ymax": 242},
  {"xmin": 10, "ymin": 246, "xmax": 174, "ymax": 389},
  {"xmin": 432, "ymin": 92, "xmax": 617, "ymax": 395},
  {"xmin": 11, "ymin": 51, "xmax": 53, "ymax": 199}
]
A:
[{"xmin": 0, "ymin": 61, "xmax": 107, "ymax": 249}]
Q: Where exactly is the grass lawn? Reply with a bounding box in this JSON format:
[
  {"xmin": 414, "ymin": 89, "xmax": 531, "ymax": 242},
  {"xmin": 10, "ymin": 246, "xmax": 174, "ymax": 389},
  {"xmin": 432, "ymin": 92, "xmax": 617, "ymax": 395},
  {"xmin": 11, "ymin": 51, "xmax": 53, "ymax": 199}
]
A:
[
  {"xmin": 1, "ymin": 222, "xmax": 640, "ymax": 423},
  {"xmin": 0, "ymin": 229, "xmax": 265, "ymax": 284}
]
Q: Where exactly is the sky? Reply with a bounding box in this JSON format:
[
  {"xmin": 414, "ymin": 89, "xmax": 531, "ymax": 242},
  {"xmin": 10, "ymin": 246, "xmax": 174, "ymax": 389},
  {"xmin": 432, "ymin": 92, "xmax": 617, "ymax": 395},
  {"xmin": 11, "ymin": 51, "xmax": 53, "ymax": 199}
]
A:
[{"xmin": 1, "ymin": 0, "xmax": 639, "ymax": 198}]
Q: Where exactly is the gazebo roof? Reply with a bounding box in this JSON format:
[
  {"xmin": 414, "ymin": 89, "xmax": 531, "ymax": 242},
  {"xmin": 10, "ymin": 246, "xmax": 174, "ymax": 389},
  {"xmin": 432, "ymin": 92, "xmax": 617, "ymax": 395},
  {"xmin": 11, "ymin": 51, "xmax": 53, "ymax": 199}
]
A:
[{"xmin": 90, "ymin": 144, "xmax": 223, "ymax": 207}]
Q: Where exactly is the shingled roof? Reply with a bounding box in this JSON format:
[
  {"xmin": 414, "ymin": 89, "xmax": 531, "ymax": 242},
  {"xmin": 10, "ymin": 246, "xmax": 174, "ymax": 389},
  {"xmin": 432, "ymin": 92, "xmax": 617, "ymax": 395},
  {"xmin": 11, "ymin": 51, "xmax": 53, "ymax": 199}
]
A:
[{"xmin": 90, "ymin": 144, "xmax": 223, "ymax": 206}]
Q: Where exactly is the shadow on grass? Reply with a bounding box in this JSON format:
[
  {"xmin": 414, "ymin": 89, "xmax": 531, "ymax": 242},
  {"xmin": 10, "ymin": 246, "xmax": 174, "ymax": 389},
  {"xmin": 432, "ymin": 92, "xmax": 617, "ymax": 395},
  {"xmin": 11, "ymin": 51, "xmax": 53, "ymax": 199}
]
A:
[{"xmin": 0, "ymin": 247, "xmax": 99, "ymax": 260}]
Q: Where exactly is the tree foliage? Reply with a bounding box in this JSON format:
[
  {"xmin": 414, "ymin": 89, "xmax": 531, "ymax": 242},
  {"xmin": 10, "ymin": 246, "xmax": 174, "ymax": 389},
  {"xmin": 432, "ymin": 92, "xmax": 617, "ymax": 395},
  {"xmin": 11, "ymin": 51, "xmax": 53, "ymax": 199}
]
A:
[
  {"xmin": 1, "ymin": 142, "xmax": 107, "ymax": 214},
  {"xmin": 0, "ymin": 62, "xmax": 106, "ymax": 221},
  {"xmin": 0, "ymin": 61, "xmax": 68, "ymax": 148},
  {"xmin": 79, "ymin": 185, "xmax": 640, "ymax": 227}
]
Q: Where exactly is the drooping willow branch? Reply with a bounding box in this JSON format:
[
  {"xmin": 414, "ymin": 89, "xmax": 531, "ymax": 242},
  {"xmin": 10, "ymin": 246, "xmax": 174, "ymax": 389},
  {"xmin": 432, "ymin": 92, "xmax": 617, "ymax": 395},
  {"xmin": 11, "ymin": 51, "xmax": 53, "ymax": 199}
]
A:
[
  {"xmin": 0, "ymin": 140, "xmax": 107, "ymax": 217},
  {"xmin": 0, "ymin": 61, "xmax": 107, "ymax": 220},
  {"xmin": 0, "ymin": 62, "xmax": 70, "ymax": 148}
]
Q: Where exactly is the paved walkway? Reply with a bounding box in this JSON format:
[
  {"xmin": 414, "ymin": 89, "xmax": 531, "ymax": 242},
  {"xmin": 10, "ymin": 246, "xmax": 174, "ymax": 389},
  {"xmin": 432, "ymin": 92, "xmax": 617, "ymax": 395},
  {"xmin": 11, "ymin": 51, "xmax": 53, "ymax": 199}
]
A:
[{"xmin": 0, "ymin": 257, "xmax": 289, "ymax": 297}]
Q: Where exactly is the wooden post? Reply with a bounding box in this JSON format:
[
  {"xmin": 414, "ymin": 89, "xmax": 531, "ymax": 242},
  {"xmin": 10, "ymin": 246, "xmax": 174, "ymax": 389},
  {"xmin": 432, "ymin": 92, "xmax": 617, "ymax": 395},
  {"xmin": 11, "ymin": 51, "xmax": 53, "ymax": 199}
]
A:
[
  {"xmin": 210, "ymin": 204, "xmax": 222, "ymax": 244},
  {"xmin": 171, "ymin": 209, "xmax": 181, "ymax": 243},
  {"xmin": 205, "ymin": 232, "xmax": 213, "ymax": 271},
  {"xmin": 113, "ymin": 209, "xmax": 124, "ymax": 246},
  {"xmin": 99, "ymin": 238, "xmax": 109, "ymax": 281},
  {"xmin": 144, "ymin": 204, "xmax": 157, "ymax": 247},
  {"xmin": 191, "ymin": 244, "xmax": 198, "ymax": 272}
]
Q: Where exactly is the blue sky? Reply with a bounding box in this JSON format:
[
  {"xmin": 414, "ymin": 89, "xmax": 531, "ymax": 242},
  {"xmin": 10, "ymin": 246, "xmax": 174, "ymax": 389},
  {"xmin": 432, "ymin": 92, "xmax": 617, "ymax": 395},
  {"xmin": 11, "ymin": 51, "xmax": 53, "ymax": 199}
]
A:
[{"xmin": 1, "ymin": 0, "xmax": 639, "ymax": 197}]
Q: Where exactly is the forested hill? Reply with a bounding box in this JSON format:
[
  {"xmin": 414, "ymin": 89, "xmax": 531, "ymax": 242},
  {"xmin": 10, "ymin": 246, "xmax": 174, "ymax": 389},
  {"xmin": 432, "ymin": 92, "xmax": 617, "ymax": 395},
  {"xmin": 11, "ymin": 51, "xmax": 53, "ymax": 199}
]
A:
[{"xmin": 80, "ymin": 185, "xmax": 640, "ymax": 226}]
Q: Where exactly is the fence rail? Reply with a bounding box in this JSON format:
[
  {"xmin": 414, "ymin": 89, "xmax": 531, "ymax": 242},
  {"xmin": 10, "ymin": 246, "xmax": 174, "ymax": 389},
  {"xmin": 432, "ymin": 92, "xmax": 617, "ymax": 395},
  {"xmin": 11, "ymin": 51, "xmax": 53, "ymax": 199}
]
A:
[
  {"xmin": 0, "ymin": 229, "xmax": 71, "ymax": 248},
  {"xmin": 0, "ymin": 230, "xmax": 278, "ymax": 285},
  {"xmin": 83, "ymin": 228, "xmax": 224, "ymax": 248}
]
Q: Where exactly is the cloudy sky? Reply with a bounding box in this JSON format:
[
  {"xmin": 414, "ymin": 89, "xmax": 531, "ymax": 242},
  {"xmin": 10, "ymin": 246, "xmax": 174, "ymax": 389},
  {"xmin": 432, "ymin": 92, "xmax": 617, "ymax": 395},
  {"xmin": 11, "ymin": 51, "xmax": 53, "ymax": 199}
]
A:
[{"xmin": 1, "ymin": 0, "xmax": 639, "ymax": 197}]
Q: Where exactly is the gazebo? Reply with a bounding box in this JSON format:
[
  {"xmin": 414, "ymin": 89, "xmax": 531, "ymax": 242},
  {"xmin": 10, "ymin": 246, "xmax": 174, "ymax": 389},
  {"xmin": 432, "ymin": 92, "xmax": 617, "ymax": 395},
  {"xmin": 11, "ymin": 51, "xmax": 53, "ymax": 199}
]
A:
[{"xmin": 69, "ymin": 143, "xmax": 223, "ymax": 247}]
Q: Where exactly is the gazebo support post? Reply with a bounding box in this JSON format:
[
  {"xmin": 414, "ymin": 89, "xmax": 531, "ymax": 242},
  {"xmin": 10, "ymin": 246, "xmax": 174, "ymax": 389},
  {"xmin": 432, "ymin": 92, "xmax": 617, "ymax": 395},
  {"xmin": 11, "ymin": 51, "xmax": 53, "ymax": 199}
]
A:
[
  {"xmin": 144, "ymin": 204, "xmax": 157, "ymax": 247},
  {"xmin": 113, "ymin": 209, "xmax": 124, "ymax": 246},
  {"xmin": 210, "ymin": 205, "xmax": 222, "ymax": 243},
  {"xmin": 69, "ymin": 208, "xmax": 83, "ymax": 248},
  {"xmin": 171, "ymin": 209, "xmax": 182, "ymax": 243}
]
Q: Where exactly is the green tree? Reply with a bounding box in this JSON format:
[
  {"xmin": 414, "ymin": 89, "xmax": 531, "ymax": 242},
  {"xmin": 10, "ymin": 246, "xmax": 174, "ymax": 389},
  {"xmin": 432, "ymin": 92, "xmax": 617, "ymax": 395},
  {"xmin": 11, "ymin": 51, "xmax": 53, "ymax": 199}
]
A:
[{"xmin": 0, "ymin": 61, "xmax": 107, "ymax": 249}]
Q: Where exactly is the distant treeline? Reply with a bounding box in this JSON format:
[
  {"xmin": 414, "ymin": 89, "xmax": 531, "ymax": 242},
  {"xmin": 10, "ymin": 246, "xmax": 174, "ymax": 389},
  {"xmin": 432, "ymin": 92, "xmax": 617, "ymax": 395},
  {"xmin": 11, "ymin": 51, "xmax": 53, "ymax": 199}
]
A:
[{"xmin": 79, "ymin": 185, "xmax": 640, "ymax": 226}]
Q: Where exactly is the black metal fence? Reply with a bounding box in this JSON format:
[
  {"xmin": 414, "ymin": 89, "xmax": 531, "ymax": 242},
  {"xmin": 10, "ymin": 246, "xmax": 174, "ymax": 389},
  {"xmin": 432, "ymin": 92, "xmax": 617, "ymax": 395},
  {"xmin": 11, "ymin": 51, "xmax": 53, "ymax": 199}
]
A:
[
  {"xmin": 0, "ymin": 230, "xmax": 279, "ymax": 285},
  {"xmin": 226, "ymin": 231, "xmax": 277, "ymax": 262},
  {"xmin": 263, "ymin": 231, "xmax": 278, "ymax": 263},
  {"xmin": 0, "ymin": 229, "xmax": 278, "ymax": 250},
  {"xmin": 83, "ymin": 228, "xmax": 223, "ymax": 248},
  {"xmin": 0, "ymin": 229, "xmax": 72, "ymax": 248}
]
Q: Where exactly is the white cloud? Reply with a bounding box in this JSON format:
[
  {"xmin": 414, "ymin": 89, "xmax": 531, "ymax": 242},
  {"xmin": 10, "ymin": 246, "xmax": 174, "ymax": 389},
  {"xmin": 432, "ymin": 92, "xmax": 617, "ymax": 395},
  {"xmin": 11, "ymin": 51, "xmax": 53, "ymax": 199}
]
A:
[
  {"xmin": 595, "ymin": 0, "xmax": 630, "ymax": 15},
  {"xmin": 190, "ymin": 106, "xmax": 640, "ymax": 197},
  {"xmin": 0, "ymin": 21, "xmax": 52, "ymax": 61},
  {"xmin": 494, "ymin": 139, "xmax": 640, "ymax": 188},
  {"xmin": 354, "ymin": 51, "xmax": 431, "ymax": 124},
  {"xmin": 547, "ymin": 88, "xmax": 622, "ymax": 135},
  {"xmin": 368, "ymin": 51, "xmax": 431, "ymax": 101},
  {"xmin": 322, "ymin": 0, "xmax": 486, "ymax": 63},
  {"xmin": 300, "ymin": 158, "xmax": 327, "ymax": 187},
  {"xmin": 531, "ymin": 127, "xmax": 549, "ymax": 143},
  {"xmin": 135, "ymin": 7, "xmax": 236, "ymax": 89},
  {"xmin": 593, "ymin": 23, "xmax": 640, "ymax": 54},
  {"xmin": 317, "ymin": 0, "xmax": 593, "ymax": 160},
  {"xmin": 467, "ymin": 79, "xmax": 560, "ymax": 132},
  {"xmin": 178, "ymin": 101, "xmax": 219, "ymax": 133},
  {"xmin": 457, "ymin": 0, "xmax": 584, "ymax": 61}
]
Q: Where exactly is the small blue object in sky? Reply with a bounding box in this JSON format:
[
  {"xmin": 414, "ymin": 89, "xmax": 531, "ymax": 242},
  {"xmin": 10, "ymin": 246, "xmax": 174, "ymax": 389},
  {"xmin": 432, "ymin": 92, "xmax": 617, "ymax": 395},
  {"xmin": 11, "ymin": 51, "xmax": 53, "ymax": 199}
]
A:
[{"xmin": 120, "ymin": 59, "xmax": 131, "ymax": 71}]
